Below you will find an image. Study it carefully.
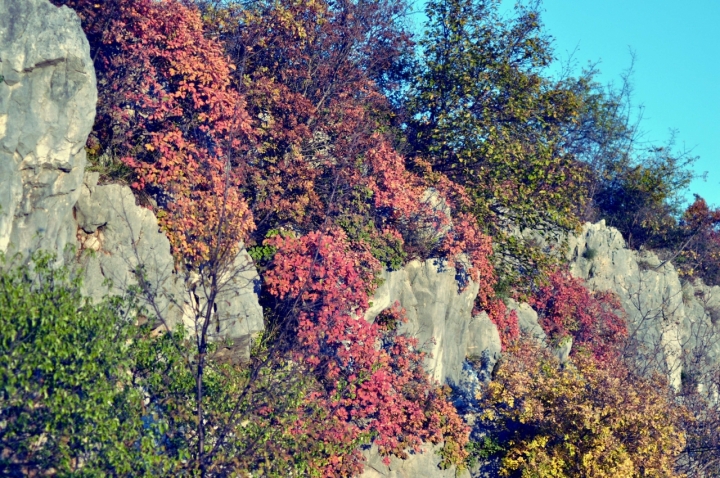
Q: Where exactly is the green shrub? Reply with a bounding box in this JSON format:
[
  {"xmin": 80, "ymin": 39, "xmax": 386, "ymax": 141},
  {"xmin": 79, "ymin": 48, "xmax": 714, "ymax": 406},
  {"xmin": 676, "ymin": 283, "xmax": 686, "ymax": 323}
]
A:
[{"xmin": 0, "ymin": 253, "xmax": 167, "ymax": 476}]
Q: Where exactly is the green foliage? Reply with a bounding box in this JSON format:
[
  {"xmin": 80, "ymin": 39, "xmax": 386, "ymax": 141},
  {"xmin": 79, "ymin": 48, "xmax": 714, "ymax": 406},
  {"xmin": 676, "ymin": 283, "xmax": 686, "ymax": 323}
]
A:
[
  {"xmin": 0, "ymin": 253, "xmax": 164, "ymax": 476},
  {"xmin": 336, "ymin": 212, "xmax": 407, "ymax": 271},
  {"xmin": 566, "ymin": 65, "xmax": 699, "ymax": 250},
  {"xmin": 466, "ymin": 436, "xmax": 505, "ymax": 468},
  {"xmin": 407, "ymin": 0, "xmax": 589, "ymax": 287},
  {"xmin": 593, "ymin": 145, "xmax": 696, "ymax": 249},
  {"xmin": 0, "ymin": 253, "xmax": 350, "ymax": 476},
  {"xmin": 248, "ymin": 229, "xmax": 284, "ymax": 263}
]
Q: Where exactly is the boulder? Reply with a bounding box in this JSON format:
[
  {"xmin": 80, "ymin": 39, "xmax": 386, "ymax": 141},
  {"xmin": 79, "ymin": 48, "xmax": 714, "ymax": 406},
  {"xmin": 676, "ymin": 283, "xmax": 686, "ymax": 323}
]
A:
[
  {"xmin": 506, "ymin": 298, "xmax": 546, "ymax": 342},
  {"xmin": 0, "ymin": 0, "xmax": 96, "ymax": 259},
  {"xmin": 75, "ymin": 173, "xmax": 186, "ymax": 326}
]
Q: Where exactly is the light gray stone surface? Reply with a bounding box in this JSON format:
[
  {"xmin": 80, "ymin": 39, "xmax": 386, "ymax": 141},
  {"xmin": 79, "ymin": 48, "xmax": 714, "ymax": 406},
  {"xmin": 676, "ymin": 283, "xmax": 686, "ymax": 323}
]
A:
[
  {"xmin": 75, "ymin": 174, "xmax": 264, "ymax": 359},
  {"xmin": 360, "ymin": 443, "xmax": 470, "ymax": 478},
  {"xmin": 466, "ymin": 312, "xmax": 502, "ymax": 365},
  {"xmin": 363, "ymin": 260, "xmax": 502, "ymax": 477},
  {"xmin": 506, "ymin": 298, "xmax": 546, "ymax": 342},
  {"xmin": 199, "ymin": 246, "xmax": 264, "ymax": 362},
  {"xmin": 0, "ymin": 0, "xmax": 96, "ymax": 258},
  {"xmin": 365, "ymin": 258, "xmax": 480, "ymax": 385},
  {"xmin": 567, "ymin": 220, "xmax": 720, "ymax": 389},
  {"xmin": 75, "ymin": 174, "xmax": 187, "ymax": 326}
]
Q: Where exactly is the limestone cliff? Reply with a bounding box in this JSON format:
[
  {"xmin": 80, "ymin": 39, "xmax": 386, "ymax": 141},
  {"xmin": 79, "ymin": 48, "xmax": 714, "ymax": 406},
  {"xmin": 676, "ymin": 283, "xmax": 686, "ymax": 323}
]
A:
[
  {"xmin": 0, "ymin": 0, "xmax": 96, "ymax": 258},
  {"xmin": 568, "ymin": 220, "xmax": 720, "ymax": 390},
  {"xmin": 0, "ymin": 0, "xmax": 264, "ymax": 361}
]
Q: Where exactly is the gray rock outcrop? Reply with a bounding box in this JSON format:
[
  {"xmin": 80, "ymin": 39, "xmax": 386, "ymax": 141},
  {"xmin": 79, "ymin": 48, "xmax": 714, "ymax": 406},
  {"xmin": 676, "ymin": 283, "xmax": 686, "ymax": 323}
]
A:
[
  {"xmin": 506, "ymin": 298, "xmax": 546, "ymax": 343},
  {"xmin": 75, "ymin": 174, "xmax": 264, "ymax": 360},
  {"xmin": 568, "ymin": 220, "xmax": 720, "ymax": 389},
  {"xmin": 75, "ymin": 173, "xmax": 187, "ymax": 325},
  {"xmin": 0, "ymin": 0, "xmax": 263, "ymax": 362},
  {"xmin": 365, "ymin": 259, "xmax": 481, "ymax": 385},
  {"xmin": 0, "ymin": 0, "xmax": 96, "ymax": 259},
  {"xmin": 362, "ymin": 259, "xmax": 502, "ymax": 477},
  {"xmin": 360, "ymin": 443, "xmax": 470, "ymax": 478}
]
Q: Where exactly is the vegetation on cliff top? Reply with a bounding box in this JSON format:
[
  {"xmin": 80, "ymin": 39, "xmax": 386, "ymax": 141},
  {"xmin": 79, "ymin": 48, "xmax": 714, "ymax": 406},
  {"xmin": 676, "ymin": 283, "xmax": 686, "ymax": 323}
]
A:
[{"xmin": 6, "ymin": 0, "xmax": 717, "ymax": 475}]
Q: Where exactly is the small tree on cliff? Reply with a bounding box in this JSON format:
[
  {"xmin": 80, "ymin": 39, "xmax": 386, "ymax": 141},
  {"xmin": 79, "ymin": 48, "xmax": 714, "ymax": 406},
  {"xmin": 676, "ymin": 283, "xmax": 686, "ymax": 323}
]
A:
[{"xmin": 406, "ymin": 0, "xmax": 589, "ymax": 288}]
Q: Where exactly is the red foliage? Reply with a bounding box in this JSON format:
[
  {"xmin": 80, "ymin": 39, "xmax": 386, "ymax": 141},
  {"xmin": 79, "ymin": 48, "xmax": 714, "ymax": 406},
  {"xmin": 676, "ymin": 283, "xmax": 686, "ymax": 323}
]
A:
[
  {"xmin": 201, "ymin": 0, "xmax": 413, "ymax": 231},
  {"xmin": 57, "ymin": 0, "xmax": 255, "ymax": 265},
  {"xmin": 481, "ymin": 299, "xmax": 520, "ymax": 350},
  {"xmin": 676, "ymin": 195, "xmax": 720, "ymax": 285},
  {"xmin": 530, "ymin": 270, "xmax": 627, "ymax": 362},
  {"xmin": 264, "ymin": 229, "xmax": 469, "ymax": 475}
]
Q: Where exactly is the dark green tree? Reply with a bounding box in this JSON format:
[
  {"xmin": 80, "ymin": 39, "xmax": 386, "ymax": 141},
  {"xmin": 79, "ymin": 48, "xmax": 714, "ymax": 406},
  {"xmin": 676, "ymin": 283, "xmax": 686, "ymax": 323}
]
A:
[{"xmin": 406, "ymin": 0, "xmax": 588, "ymax": 287}]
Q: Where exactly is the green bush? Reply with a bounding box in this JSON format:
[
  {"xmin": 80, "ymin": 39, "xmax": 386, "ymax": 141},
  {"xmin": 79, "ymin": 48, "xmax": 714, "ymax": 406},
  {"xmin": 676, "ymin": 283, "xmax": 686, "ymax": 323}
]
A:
[{"xmin": 0, "ymin": 253, "xmax": 166, "ymax": 476}]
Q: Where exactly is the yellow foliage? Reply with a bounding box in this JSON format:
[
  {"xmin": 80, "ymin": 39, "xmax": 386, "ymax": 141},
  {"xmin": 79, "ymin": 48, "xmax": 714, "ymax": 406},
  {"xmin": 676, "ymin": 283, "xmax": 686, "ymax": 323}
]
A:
[{"xmin": 477, "ymin": 341, "xmax": 688, "ymax": 477}]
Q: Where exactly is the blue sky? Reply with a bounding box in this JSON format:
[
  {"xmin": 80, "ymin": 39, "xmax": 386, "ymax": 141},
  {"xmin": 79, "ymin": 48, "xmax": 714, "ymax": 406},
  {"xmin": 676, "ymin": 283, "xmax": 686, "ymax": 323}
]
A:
[
  {"xmin": 540, "ymin": 0, "xmax": 720, "ymax": 207},
  {"xmin": 409, "ymin": 0, "xmax": 720, "ymax": 207}
]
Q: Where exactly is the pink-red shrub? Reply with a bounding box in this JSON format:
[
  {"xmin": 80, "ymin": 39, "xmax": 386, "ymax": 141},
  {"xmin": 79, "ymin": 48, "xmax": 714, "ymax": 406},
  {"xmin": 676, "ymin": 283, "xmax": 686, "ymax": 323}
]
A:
[
  {"xmin": 264, "ymin": 228, "xmax": 469, "ymax": 475},
  {"xmin": 531, "ymin": 270, "xmax": 627, "ymax": 361}
]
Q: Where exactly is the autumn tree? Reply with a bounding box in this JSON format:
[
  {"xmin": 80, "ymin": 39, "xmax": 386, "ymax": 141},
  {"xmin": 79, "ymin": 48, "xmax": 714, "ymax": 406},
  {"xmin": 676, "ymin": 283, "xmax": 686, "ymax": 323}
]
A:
[
  {"xmin": 198, "ymin": 0, "xmax": 415, "ymax": 237},
  {"xmin": 476, "ymin": 341, "xmax": 687, "ymax": 477},
  {"xmin": 668, "ymin": 196, "xmax": 720, "ymax": 285}
]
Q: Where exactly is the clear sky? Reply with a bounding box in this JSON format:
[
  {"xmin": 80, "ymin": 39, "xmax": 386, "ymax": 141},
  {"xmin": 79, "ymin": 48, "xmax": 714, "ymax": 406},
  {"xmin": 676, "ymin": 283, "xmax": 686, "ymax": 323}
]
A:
[
  {"xmin": 540, "ymin": 0, "xmax": 720, "ymax": 208},
  {"xmin": 408, "ymin": 0, "xmax": 720, "ymax": 208}
]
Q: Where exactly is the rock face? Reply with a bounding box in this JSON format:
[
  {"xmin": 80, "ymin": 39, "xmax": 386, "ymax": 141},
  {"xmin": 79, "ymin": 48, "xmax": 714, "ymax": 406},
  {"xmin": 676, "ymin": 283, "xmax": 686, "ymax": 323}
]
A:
[
  {"xmin": 365, "ymin": 259, "xmax": 482, "ymax": 385},
  {"xmin": 362, "ymin": 260, "xmax": 502, "ymax": 478},
  {"xmin": 506, "ymin": 298, "xmax": 546, "ymax": 343},
  {"xmin": 360, "ymin": 444, "xmax": 470, "ymax": 478},
  {"xmin": 74, "ymin": 173, "xmax": 264, "ymax": 359},
  {"xmin": 0, "ymin": 0, "xmax": 263, "ymax": 361},
  {"xmin": 75, "ymin": 173, "xmax": 187, "ymax": 325},
  {"xmin": 568, "ymin": 220, "xmax": 720, "ymax": 389},
  {"xmin": 0, "ymin": 0, "xmax": 96, "ymax": 258}
]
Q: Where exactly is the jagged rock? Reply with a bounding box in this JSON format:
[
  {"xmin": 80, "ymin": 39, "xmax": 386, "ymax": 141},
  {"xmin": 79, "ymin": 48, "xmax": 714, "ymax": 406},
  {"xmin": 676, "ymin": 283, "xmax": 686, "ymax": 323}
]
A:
[
  {"xmin": 75, "ymin": 174, "xmax": 187, "ymax": 327},
  {"xmin": 0, "ymin": 0, "xmax": 96, "ymax": 258},
  {"xmin": 567, "ymin": 220, "xmax": 718, "ymax": 389},
  {"xmin": 365, "ymin": 258, "xmax": 479, "ymax": 385},
  {"xmin": 75, "ymin": 173, "xmax": 264, "ymax": 360},
  {"xmin": 359, "ymin": 443, "xmax": 470, "ymax": 478},
  {"xmin": 506, "ymin": 298, "xmax": 546, "ymax": 342},
  {"xmin": 466, "ymin": 312, "xmax": 502, "ymax": 366},
  {"xmin": 363, "ymin": 260, "xmax": 502, "ymax": 476}
]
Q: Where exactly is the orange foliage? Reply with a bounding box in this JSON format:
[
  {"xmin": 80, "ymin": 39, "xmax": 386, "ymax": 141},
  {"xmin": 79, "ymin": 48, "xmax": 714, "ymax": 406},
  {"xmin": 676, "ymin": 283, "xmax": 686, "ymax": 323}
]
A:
[{"xmin": 56, "ymin": 0, "xmax": 256, "ymax": 266}]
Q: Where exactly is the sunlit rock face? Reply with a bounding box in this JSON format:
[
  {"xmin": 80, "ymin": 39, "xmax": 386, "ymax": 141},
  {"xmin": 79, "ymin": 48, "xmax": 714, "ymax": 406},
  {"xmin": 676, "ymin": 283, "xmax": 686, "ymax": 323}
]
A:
[
  {"xmin": 0, "ymin": 0, "xmax": 96, "ymax": 259},
  {"xmin": 0, "ymin": 0, "xmax": 264, "ymax": 362},
  {"xmin": 365, "ymin": 258, "xmax": 482, "ymax": 385},
  {"xmin": 568, "ymin": 220, "xmax": 720, "ymax": 390}
]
